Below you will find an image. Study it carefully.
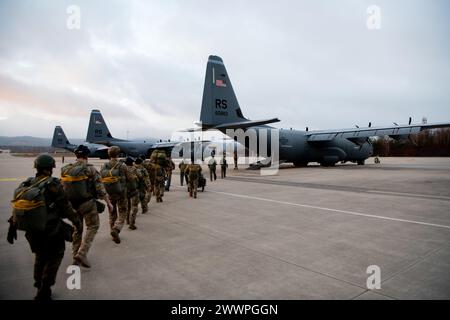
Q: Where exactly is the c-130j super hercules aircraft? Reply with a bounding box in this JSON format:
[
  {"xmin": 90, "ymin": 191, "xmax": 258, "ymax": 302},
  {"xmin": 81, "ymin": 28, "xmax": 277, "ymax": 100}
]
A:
[{"xmin": 196, "ymin": 55, "xmax": 450, "ymax": 167}]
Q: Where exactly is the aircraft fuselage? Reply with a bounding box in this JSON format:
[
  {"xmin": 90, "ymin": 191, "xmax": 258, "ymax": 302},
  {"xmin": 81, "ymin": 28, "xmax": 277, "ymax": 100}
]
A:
[{"xmin": 221, "ymin": 126, "xmax": 373, "ymax": 166}]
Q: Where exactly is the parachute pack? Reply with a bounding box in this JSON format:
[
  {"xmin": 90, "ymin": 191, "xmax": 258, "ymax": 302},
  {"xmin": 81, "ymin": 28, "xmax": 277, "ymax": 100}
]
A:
[
  {"xmin": 135, "ymin": 166, "xmax": 148, "ymax": 190},
  {"xmin": 11, "ymin": 176, "xmax": 51, "ymax": 232},
  {"xmin": 126, "ymin": 167, "xmax": 139, "ymax": 196},
  {"xmin": 188, "ymin": 165, "xmax": 201, "ymax": 180},
  {"xmin": 101, "ymin": 161, "xmax": 125, "ymax": 196},
  {"xmin": 61, "ymin": 162, "xmax": 92, "ymax": 203},
  {"xmin": 150, "ymin": 150, "xmax": 167, "ymax": 166}
]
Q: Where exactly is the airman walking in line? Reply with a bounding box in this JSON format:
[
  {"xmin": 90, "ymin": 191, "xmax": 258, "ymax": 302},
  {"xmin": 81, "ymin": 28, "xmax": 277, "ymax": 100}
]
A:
[
  {"xmin": 142, "ymin": 156, "xmax": 154, "ymax": 206},
  {"xmin": 165, "ymin": 156, "xmax": 175, "ymax": 191},
  {"xmin": 124, "ymin": 157, "xmax": 140, "ymax": 230},
  {"xmin": 100, "ymin": 146, "xmax": 130, "ymax": 244},
  {"xmin": 220, "ymin": 154, "xmax": 229, "ymax": 178},
  {"xmin": 178, "ymin": 158, "xmax": 187, "ymax": 186},
  {"xmin": 186, "ymin": 160, "xmax": 202, "ymax": 199},
  {"xmin": 8, "ymin": 154, "xmax": 81, "ymax": 300},
  {"xmin": 153, "ymin": 160, "xmax": 166, "ymax": 202},
  {"xmin": 61, "ymin": 145, "xmax": 113, "ymax": 268},
  {"xmin": 208, "ymin": 155, "xmax": 217, "ymax": 181},
  {"xmin": 135, "ymin": 157, "xmax": 150, "ymax": 214}
]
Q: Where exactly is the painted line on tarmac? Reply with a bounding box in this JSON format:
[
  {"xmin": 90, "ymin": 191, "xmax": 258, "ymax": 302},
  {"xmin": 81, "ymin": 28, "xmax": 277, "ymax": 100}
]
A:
[
  {"xmin": 366, "ymin": 189, "xmax": 450, "ymax": 200},
  {"xmin": 0, "ymin": 178, "xmax": 23, "ymax": 182},
  {"xmin": 209, "ymin": 190, "xmax": 450, "ymax": 230}
]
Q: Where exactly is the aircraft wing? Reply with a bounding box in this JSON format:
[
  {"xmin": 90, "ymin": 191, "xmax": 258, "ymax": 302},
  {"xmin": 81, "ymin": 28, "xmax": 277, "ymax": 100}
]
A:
[
  {"xmin": 151, "ymin": 141, "xmax": 180, "ymax": 149},
  {"xmin": 305, "ymin": 122, "xmax": 450, "ymax": 144},
  {"xmin": 182, "ymin": 118, "xmax": 280, "ymax": 132},
  {"xmin": 212, "ymin": 118, "xmax": 280, "ymax": 130},
  {"xmin": 151, "ymin": 140, "xmax": 211, "ymax": 150}
]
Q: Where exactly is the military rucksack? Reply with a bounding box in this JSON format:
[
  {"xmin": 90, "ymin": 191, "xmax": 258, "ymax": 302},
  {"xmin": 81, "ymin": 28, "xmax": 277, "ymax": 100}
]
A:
[
  {"xmin": 11, "ymin": 176, "xmax": 52, "ymax": 232},
  {"xmin": 61, "ymin": 162, "xmax": 93, "ymax": 203},
  {"xmin": 101, "ymin": 161, "xmax": 125, "ymax": 196},
  {"xmin": 126, "ymin": 166, "xmax": 139, "ymax": 196},
  {"xmin": 153, "ymin": 164, "xmax": 165, "ymax": 182},
  {"xmin": 188, "ymin": 165, "xmax": 201, "ymax": 180},
  {"xmin": 135, "ymin": 166, "xmax": 147, "ymax": 190},
  {"xmin": 150, "ymin": 150, "xmax": 167, "ymax": 166}
]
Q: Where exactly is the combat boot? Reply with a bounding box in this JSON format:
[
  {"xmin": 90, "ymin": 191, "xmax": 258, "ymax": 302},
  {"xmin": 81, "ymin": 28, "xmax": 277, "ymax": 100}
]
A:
[
  {"xmin": 74, "ymin": 253, "xmax": 91, "ymax": 268},
  {"xmin": 111, "ymin": 228, "xmax": 121, "ymax": 244},
  {"xmin": 129, "ymin": 225, "xmax": 137, "ymax": 230},
  {"xmin": 34, "ymin": 286, "xmax": 52, "ymax": 301},
  {"xmin": 72, "ymin": 257, "xmax": 81, "ymax": 266}
]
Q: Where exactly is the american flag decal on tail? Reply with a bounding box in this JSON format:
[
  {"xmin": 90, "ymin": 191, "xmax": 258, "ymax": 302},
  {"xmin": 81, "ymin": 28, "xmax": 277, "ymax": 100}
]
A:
[{"xmin": 215, "ymin": 79, "xmax": 226, "ymax": 87}]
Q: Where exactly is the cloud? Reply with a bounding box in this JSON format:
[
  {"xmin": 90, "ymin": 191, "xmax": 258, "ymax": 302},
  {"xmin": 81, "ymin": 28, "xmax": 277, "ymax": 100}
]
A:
[{"xmin": 0, "ymin": 0, "xmax": 449, "ymax": 138}]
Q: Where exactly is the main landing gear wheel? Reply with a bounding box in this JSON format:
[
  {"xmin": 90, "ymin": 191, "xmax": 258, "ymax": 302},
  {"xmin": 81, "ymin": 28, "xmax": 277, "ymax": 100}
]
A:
[
  {"xmin": 357, "ymin": 160, "xmax": 365, "ymax": 165},
  {"xmin": 320, "ymin": 162, "xmax": 336, "ymax": 167},
  {"xmin": 293, "ymin": 161, "xmax": 308, "ymax": 167}
]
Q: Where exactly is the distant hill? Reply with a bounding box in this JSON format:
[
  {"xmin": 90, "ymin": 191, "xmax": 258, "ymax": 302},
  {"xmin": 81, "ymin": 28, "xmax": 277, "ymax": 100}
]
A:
[
  {"xmin": 0, "ymin": 136, "xmax": 164, "ymax": 147},
  {"xmin": 0, "ymin": 136, "xmax": 84, "ymax": 147}
]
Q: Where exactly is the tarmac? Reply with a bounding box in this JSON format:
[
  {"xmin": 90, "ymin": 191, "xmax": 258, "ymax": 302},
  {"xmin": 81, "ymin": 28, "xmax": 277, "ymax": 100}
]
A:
[{"xmin": 0, "ymin": 153, "xmax": 449, "ymax": 300}]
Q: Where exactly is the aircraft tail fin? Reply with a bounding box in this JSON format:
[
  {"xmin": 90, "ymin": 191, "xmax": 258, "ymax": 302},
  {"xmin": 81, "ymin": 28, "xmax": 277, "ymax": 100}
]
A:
[
  {"xmin": 51, "ymin": 126, "xmax": 76, "ymax": 150},
  {"xmin": 86, "ymin": 109, "xmax": 119, "ymax": 143},
  {"xmin": 199, "ymin": 55, "xmax": 279, "ymax": 130}
]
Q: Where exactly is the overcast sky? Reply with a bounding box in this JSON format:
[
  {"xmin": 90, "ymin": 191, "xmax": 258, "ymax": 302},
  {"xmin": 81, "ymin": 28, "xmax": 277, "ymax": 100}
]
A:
[{"xmin": 0, "ymin": 0, "xmax": 449, "ymax": 139}]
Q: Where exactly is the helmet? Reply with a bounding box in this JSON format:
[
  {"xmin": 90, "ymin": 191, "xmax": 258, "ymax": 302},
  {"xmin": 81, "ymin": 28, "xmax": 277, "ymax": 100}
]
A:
[
  {"xmin": 74, "ymin": 145, "xmax": 91, "ymax": 158},
  {"xmin": 135, "ymin": 158, "xmax": 143, "ymax": 165},
  {"xmin": 34, "ymin": 153, "xmax": 56, "ymax": 170},
  {"xmin": 108, "ymin": 146, "xmax": 121, "ymax": 157},
  {"xmin": 125, "ymin": 156, "xmax": 134, "ymax": 166}
]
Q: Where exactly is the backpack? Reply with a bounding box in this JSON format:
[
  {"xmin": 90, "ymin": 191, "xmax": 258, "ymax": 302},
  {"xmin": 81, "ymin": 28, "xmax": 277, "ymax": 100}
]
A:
[
  {"xmin": 126, "ymin": 166, "xmax": 139, "ymax": 196},
  {"xmin": 153, "ymin": 164, "xmax": 165, "ymax": 182},
  {"xmin": 135, "ymin": 166, "xmax": 148, "ymax": 190},
  {"xmin": 101, "ymin": 161, "xmax": 125, "ymax": 196},
  {"xmin": 188, "ymin": 165, "xmax": 200, "ymax": 180},
  {"xmin": 61, "ymin": 162, "xmax": 92, "ymax": 203},
  {"xmin": 151, "ymin": 150, "xmax": 167, "ymax": 166},
  {"xmin": 11, "ymin": 176, "xmax": 51, "ymax": 232}
]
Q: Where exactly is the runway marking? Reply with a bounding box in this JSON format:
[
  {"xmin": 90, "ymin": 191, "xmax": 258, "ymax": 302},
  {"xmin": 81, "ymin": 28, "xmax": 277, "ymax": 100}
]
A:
[
  {"xmin": 226, "ymin": 176, "xmax": 450, "ymax": 202},
  {"xmin": 367, "ymin": 189, "xmax": 450, "ymax": 200},
  {"xmin": 209, "ymin": 190, "xmax": 450, "ymax": 230}
]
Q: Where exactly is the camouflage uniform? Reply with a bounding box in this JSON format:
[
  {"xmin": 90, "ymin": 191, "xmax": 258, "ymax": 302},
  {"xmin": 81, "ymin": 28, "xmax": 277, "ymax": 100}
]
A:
[
  {"xmin": 10, "ymin": 173, "xmax": 80, "ymax": 300},
  {"xmin": 135, "ymin": 162, "xmax": 150, "ymax": 213},
  {"xmin": 143, "ymin": 159, "xmax": 154, "ymax": 205},
  {"xmin": 186, "ymin": 163, "xmax": 202, "ymax": 198},
  {"xmin": 126, "ymin": 165, "xmax": 139, "ymax": 229},
  {"xmin": 220, "ymin": 157, "xmax": 228, "ymax": 178},
  {"xmin": 208, "ymin": 157, "xmax": 217, "ymax": 181},
  {"xmin": 101, "ymin": 158, "xmax": 129, "ymax": 233},
  {"xmin": 178, "ymin": 160, "xmax": 187, "ymax": 186},
  {"xmin": 65, "ymin": 160, "xmax": 108, "ymax": 262},
  {"xmin": 165, "ymin": 158, "xmax": 175, "ymax": 191},
  {"xmin": 153, "ymin": 163, "xmax": 166, "ymax": 202}
]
